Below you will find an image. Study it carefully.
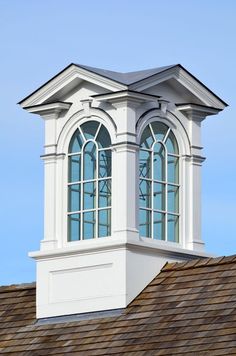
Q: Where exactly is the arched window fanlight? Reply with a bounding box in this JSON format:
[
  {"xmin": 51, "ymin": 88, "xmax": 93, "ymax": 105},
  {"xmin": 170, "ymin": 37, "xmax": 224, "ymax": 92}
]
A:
[
  {"xmin": 67, "ymin": 121, "xmax": 112, "ymax": 241},
  {"xmin": 139, "ymin": 122, "xmax": 179, "ymax": 242}
]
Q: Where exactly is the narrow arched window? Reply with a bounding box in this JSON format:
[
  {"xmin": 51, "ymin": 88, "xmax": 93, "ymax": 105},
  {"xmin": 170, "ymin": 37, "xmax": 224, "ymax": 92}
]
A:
[
  {"xmin": 139, "ymin": 122, "xmax": 179, "ymax": 242},
  {"xmin": 68, "ymin": 121, "xmax": 112, "ymax": 241}
]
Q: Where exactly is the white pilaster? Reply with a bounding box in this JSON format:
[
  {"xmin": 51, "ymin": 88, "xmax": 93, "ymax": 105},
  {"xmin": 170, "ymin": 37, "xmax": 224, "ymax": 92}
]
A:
[
  {"xmin": 95, "ymin": 91, "xmax": 159, "ymax": 242},
  {"xmin": 41, "ymin": 154, "xmax": 58, "ymax": 250},
  {"xmin": 111, "ymin": 99, "xmax": 140, "ymax": 241},
  {"xmin": 25, "ymin": 103, "xmax": 71, "ymax": 251},
  {"xmin": 112, "ymin": 143, "xmax": 139, "ymax": 240},
  {"xmin": 177, "ymin": 105, "xmax": 216, "ymax": 251}
]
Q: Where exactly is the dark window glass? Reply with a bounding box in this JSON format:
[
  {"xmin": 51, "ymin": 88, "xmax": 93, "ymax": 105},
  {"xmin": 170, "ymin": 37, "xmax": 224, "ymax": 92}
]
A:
[
  {"xmin": 81, "ymin": 121, "xmax": 99, "ymax": 140},
  {"xmin": 68, "ymin": 214, "xmax": 81, "ymax": 241},
  {"xmin": 69, "ymin": 129, "xmax": 83, "ymax": 153},
  {"xmin": 98, "ymin": 209, "xmax": 111, "ymax": 237},
  {"xmin": 84, "ymin": 142, "xmax": 96, "ymax": 180},
  {"xmin": 69, "ymin": 155, "xmax": 81, "ymax": 183},
  {"xmin": 68, "ymin": 122, "xmax": 112, "ymax": 241},
  {"xmin": 139, "ymin": 122, "xmax": 179, "ymax": 243}
]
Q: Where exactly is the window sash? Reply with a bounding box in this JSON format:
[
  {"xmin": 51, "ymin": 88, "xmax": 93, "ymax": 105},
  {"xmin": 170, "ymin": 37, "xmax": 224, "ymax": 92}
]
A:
[
  {"xmin": 67, "ymin": 124, "xmax": 112, "ymax": 241},
  {"xmin": 139, "ymin": 122, "xmax": 179, "ymax": 243}
]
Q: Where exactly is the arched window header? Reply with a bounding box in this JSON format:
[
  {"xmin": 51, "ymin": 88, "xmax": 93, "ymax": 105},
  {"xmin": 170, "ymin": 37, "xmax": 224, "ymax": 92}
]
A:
[
  {"xmin": 68, "ymin": 121, "xmax": 112, "ymax": 242},
  {"xmin": 140, "ymin": 122, "xmax": 179, "ymax": 154},
  {"xmin": 139, "ymin": 122, "xmax": 180, "ymax": 243},
  {"xmin": 69, "ymin": 121, "xmax": 111, "ymax": 153}
]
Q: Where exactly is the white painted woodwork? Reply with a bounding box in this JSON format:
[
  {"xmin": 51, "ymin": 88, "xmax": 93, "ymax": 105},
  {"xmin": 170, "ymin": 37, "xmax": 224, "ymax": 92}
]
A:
[{"xmin": 21, "ymin": 64, "xmax": 226, "ymax": 319}]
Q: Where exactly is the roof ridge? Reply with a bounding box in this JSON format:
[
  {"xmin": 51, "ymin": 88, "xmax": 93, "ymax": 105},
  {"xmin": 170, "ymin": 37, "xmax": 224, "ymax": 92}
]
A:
[
  {"xmin": 162, "ymin": 254, "xmax": 236, "ymax": 272},
  {"xmin": 74, "ymin": 63, "xmax": 177, "ymax": 86},
  {"xmin": 0, "ymin": 282, "xmax": 36, "ymax": 292},
  {"xmin": 76, "ymin": 63, "xmax": 176, "ymax": 75}
]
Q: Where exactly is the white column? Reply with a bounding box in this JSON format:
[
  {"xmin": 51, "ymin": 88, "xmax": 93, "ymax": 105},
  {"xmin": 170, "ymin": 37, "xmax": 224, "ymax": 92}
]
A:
[
  {"xmin": 112, "ymin": 143, "xmax": 139, "ymax": 241},
  {"xmin": 40, "ymin": 111, "xmax": 60, "ymax": 251},
  {"xmin": 111, "ymin": 99, "xmax": 140, "ymax": 242},
  {"xmin": 24, "ymin": 103, "xmax": 71, "ymax": 251},
  {"xmin": 185, "ymin": 111, "xmax": 206, "ymax": 251},
  {"xmin": 41, "ymin": 155, "xmax": 58, "ymax": 250}
]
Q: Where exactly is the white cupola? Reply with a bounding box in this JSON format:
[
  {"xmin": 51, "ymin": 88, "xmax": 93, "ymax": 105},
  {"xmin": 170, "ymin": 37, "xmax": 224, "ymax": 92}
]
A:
[{"xmin": 19, "ymin": 63, "xmax": 227, "ymax": 319}]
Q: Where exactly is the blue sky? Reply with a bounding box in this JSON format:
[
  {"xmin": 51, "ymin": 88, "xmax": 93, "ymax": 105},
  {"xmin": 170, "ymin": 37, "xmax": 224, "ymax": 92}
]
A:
[{"xmin": 0, "ymin": 0, "xmax": 235, "ymax": 285}]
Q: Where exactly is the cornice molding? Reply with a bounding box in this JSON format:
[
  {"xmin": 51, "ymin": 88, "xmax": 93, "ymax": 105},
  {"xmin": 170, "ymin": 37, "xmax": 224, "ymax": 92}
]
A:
[
  {"xmin": 177, "ymin": 67, "xmax": 226, "ymax": 109},
  {"xmin": 176, "ymin": 103, "xmax": 221, "ymax": 121},
  {"xmin": 19, "ymin": 64, "xmax": 228, "ymax": 112},
  {"xmin": 92, "ymin": 90, "xmax": 160, "ymax": 107},
  {"xmin": 29, "ymin": 238, "xmax": 212, "ymax": 261},
  {"xmin": 129, "ymin": 66, "xmax": 227, "ymax": 110},
  {"xmin": 129, "ymin": 66, "xmax": 177, "ymax": 91},
  {"xmin": 25, "ymin": 102, "xmax": 72, "ymax": 116},
  {"xmin": 183, "ymin": 154, "xmax": 206, "ymax": 165},
  {"xmin": 19, "ymin": 64, "xmax": 127, "ymax": 108}
]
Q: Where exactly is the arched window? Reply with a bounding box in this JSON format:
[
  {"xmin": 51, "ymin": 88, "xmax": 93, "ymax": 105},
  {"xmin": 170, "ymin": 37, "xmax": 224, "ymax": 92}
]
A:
[
  {"xmin": 139, "ymin": 122, "xmax": 179, "ymax": 242},
  {"xmin": 67, "ymin": 121, "xmax": 112, "ymax": 241}
]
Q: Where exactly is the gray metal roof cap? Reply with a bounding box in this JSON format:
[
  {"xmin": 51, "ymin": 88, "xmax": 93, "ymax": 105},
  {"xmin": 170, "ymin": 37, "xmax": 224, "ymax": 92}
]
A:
[{"xmin": 77, "ymin": 63, "xmax": 176, "ymax": 85}]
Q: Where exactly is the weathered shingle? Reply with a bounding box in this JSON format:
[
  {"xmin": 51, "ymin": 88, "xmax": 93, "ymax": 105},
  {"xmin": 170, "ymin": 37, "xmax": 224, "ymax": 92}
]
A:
[{"xmin": 1, "ymin": 255, "xmax": 236, "ymax": 355}]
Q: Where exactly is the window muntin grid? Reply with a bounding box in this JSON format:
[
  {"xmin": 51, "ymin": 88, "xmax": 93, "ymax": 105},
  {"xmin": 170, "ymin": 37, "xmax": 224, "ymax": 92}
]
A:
[
  {"xmin": 67, "ymin": 121, "xmax": 112, "ymax": 241},
  {"xmin": 139, "ymin": 122, "xmax": 179, "ymax": 242}
]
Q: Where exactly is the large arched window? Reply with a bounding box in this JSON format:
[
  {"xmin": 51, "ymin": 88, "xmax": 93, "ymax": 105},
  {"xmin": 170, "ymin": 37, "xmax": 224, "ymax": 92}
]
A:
[
  {"xmin": 67, "ymin": 121, "xmax": 112, "ymax": 241},
  {"xmin": 139, "ymin": 122, "xmax": 179, "ymax": 242}
]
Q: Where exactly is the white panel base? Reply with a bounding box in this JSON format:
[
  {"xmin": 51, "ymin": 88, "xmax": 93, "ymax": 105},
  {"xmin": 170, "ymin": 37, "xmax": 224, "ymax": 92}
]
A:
[{"xmin": 31, "ymin": 238, "xmax": 211, "ymax": 319}]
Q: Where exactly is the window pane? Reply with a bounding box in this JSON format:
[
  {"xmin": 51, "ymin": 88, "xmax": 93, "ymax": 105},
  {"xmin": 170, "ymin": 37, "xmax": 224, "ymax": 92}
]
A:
[
  {"xmin": 166, "ymin": 131, "xmax": 179, "ymax": 154},
  {"xmin": 153, "ymin": 212, "xmax": 165, "ymax": 240},
  {"xmin": 168, "ymin": 155, "xmax": 179, "ymax": 184},
  {"xmin": 97, "ymin": 125, "xmax": 111, "ymax": 148},
  {"xmin": 99, "ymin": 150, "xmax": 111, "ymax": 178},
  {"xmin": 168, "ymin": 185, "xmax": 179, "ymax": 213},
  {"xmin": 139, "ymin": 180, "xmax": 151, "ymax": 208},
  {"xmin": 69, "ymin": 130, "xmax": 83, "ymax": 153},
  {"xmin": 139, "ymin": 209, "xmax": 151, "ymax": 238},
  {"xmin": 68, "ymin": 214, "xmax": 80, "ymax": 241},
  {"xmin": 139, "ymin": 150, "xmax": 151, "ymax": 178},
  {"xmin": 153, "ymin": 142, "xmax": 166, "ymax": 181},
  {"xmin": 68, "ymin": 184, "xmax": 80, "ymax": 212},
  {"xmin": 140, "ymin": 125, "xmax": 154, "ymax": 148},
  {"xmin": 99, "ymin": 179, "xmax": 111, "ymax": 208},
  {"xmin": 69, "ymin": 155, "xmax": 81, "ymax": 182},
  {"xmin": 151, "ymin": 122, "xmax": 168, "ymax": 142},
  {"xmin": 168, "ymin": 214, "xmax": 179, "ymax": 242},
  {"xmin": 83, "ymin": 142, "xmax": 96, "ymax": 180},
  {"xmin": 98, "ymin": 209, "xmax": 111, "ymax": 237},
  {"xmin": 83, "ymin": 182, "xmax": 96, "ymax": 210},
  {"xmin": 83, "ymin": 211, "xmax": 95, "ymax": 239},
  {"xmin": 153, "ymin": 183, "xmax": 165, "ymax": 211},
  {"xmin": 81, "ymin": 121, "xmax": 99, "ymax": 140}
]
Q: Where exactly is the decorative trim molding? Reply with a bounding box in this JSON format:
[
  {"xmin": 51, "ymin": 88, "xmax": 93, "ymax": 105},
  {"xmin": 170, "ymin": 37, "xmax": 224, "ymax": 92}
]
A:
[
  {"xmin": 19, "ymin": 65, "xmax": 126, "ymax": 108},
  {"xmin": 176, "ymin": 103, "xmax": 222, "ymax": 120},
  {"xmin": 25, "ymin": 102, "xmax": 72, "ymax": 116},
  {"xmin": 29, "ymin": 238, "xmax": 212, "ymax": 261},
  {"xmin": 130, "ymin": 66, "xmax": 227, "ymax": 110},
  {"xmin": 93, "ymin": 90, "xmax": 160, "ymax": 104}
]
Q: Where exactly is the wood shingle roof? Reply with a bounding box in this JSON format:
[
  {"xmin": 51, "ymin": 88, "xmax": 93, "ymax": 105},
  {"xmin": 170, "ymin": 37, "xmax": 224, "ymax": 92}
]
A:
[{"xmin": 1, "ymin": 255, "xmax": 236, "ymax": 355}]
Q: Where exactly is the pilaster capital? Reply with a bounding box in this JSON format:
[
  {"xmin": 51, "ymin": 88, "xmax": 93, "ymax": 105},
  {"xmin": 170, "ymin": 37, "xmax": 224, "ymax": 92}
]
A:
[
  {"xmin": 40, "ymin": 153, "xmax": 66, "ymax": 162},
  {"xmin": 92, "ymin": 90, "xmax": 160, "ymax": 109},
  {"xmin": 176, "ymin": 103, "xmax": 222, "ymax": 122},
  {"xmin": 183, "ymin": 154, "xmax": 206, "ymax": 166},
  {"xmin": 112, "ymin": 141, "xmax": 140, "ymax": 152},
  {"xmin": 24, "ymin": 101, "xmax": 72, "ymax": 120}
]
